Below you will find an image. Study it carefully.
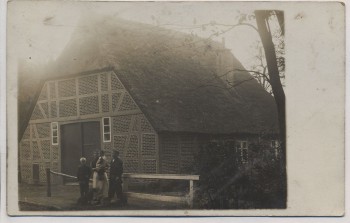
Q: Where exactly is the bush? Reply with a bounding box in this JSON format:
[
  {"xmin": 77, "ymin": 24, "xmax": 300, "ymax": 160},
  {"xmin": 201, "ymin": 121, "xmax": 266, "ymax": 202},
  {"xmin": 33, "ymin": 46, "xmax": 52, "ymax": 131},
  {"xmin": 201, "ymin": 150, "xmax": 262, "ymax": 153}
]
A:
[{"xmin": 194, "ymin": 140, "xmax": 284, "ymax": 209}]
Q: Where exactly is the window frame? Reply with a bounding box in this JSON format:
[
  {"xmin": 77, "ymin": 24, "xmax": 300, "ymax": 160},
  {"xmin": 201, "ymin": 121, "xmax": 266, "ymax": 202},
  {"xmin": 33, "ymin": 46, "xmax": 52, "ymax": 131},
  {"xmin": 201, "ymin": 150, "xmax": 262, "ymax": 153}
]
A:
[
  {"xmin": 237, "ymin": 140, "xmax": 248, "ymax": 164},
  {"xmin": 51, "ymin": 122, "xmax": 59, "ymax": 145},
  {"xmin": 271, "ymin": 140, "xmax": 280, "ymax": 159},
  {"xmin": 102, "ymin": 117, "xmax": 111, "ymax": 142}
]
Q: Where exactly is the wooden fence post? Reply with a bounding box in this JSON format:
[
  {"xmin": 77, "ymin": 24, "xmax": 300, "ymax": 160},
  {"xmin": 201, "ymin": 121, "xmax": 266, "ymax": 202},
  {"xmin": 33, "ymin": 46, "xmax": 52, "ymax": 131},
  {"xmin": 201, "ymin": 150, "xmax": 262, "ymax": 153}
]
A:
[
  {"xmin": 189, "ymin": 180, "xmax": 194, "ymax": 208},
  {"xmin": 123, "ymin": 177, "xmax": 128, "ymax": 192},
  {"xmin": 46, "ymin": 168, "xmax": 51, "ymax": 197}
]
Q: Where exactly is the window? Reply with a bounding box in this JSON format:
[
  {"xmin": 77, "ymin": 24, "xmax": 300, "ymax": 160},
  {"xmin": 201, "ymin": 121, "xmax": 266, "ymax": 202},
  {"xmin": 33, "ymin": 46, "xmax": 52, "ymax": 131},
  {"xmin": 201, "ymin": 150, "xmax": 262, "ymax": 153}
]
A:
[
  {"xmin": 237, "ymin": 141, "xmax": 248, "ymax": 164},
  {"xmin": 51, "ymin": 122, "xmax": 58, "ymax": 145},
  {"xmin": 271, "ymin": 140, "xmax": 280, "ymax": 159},
  {"xmin": 102, "ymin": 117, "xmax": 111, "ymax": 142}
]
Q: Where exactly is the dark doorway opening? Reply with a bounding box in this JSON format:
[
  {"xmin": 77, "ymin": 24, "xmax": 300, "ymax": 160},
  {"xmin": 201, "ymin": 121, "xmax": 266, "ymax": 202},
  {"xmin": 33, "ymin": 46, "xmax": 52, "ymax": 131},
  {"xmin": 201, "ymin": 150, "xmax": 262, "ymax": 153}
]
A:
[{"xmin": 61, "ymin": 121, "xmax": 101, "ymax": 183}]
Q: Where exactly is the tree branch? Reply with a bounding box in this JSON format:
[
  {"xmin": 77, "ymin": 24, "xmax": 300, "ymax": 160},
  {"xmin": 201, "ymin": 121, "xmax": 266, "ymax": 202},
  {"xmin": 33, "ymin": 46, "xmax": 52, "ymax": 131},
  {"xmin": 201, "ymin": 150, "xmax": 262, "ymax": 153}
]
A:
[
  {"xmin": 151, "ymin": 22, "xmax": 259, "ymax": 54},
  {"xmin": 186, "ymin": 75, "xmax": 256, "ymax": 97},
  {"xmin": 212, "ymin": 22, "xmax": 259, "ymax": 33},
  {"xmin": 233, "ymin": 68, "xmax": 271, "ymax": 83},
  {"xmin": 158, "ymin": 22, "xmax": 259, "ymax": 33}
]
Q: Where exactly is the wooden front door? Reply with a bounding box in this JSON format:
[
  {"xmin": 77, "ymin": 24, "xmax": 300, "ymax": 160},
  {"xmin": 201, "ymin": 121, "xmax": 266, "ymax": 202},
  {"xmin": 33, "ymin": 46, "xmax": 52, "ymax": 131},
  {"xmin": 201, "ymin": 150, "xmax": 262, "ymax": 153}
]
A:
[
  {"xmin": 82, "ymin": 122, "xmax": 101, "ymax": 166},
  {"xmin": 61, "ymin": 121, "xmax": 101, "ymax": 182}
]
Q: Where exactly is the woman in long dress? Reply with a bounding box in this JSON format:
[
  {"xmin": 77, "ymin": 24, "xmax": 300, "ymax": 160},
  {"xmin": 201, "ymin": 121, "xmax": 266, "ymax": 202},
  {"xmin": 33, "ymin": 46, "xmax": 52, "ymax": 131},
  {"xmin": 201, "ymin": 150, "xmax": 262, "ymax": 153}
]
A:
[
  {"xmin": 92, "ymin": 150, "xmax": 109, "ymax": 204},
  {"xmin": 91, "ymin": 151, "xmax": 99, "ymax": 192}
]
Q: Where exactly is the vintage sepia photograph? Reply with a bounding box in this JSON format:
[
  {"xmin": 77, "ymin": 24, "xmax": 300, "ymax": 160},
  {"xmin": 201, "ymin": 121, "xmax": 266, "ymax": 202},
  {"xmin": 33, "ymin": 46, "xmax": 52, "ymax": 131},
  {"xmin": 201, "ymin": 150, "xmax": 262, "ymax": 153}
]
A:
[{"xmin": 5, "ymin": 0, "xmax": 345, "ymax": 217}]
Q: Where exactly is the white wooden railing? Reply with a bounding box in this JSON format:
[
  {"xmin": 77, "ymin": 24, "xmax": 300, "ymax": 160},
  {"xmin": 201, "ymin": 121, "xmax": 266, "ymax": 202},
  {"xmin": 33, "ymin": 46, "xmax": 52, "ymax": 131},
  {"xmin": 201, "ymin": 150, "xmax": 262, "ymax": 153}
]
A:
[
  {"xmin": 46, "ymin": 169, "xmax": 199, "ymax": 208},
  {"xmin": 123, "ymin": 173, "xmax": 199, "ymax": 208}
]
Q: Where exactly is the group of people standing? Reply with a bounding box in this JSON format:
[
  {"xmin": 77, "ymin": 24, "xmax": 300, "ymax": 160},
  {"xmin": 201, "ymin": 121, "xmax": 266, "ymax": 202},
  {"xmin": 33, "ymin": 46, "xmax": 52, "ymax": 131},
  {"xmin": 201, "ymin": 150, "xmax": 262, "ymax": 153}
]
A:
[{"xmin": 77, "ymin": 150, "xmax": 126, "ymax": 206}]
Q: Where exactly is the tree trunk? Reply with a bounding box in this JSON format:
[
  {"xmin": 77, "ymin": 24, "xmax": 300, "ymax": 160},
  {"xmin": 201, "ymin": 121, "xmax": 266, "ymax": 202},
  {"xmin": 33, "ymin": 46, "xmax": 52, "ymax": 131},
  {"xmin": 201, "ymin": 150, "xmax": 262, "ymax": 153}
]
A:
[{"xmin": 254, "ymin": 10, "xmax": 287, "ymax": 208}]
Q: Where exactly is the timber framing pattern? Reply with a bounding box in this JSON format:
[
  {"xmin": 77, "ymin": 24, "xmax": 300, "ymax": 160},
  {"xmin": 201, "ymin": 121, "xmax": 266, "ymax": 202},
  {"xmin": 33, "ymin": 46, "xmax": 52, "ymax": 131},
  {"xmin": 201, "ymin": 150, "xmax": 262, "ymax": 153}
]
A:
[{"xmin": 19, "ymin": 70, "xmax": 159, "ymax": 183}]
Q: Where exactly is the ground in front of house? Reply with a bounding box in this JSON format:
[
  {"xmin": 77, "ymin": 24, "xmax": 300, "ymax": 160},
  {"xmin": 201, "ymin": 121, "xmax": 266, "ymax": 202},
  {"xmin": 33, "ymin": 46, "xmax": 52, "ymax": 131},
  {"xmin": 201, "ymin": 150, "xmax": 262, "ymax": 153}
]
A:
[{"xmin": 18, "ymin": 183, "xmax": 188, "ymax": 211}]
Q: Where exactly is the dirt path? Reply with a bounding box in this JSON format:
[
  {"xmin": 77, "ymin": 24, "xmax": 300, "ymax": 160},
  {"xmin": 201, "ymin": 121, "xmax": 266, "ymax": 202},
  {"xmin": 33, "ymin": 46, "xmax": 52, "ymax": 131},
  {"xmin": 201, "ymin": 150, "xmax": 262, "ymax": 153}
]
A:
[{"xmin": 19, "ymin": 183, "xmax": 188, "ymax": 211}]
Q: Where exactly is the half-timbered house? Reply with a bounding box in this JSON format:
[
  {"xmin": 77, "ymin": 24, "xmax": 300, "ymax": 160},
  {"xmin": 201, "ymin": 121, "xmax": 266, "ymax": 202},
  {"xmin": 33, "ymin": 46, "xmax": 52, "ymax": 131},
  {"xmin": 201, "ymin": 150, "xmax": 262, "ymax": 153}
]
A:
[{"xmin": 18, "ymin": 16, "xmax": 279, "ymax": 183}]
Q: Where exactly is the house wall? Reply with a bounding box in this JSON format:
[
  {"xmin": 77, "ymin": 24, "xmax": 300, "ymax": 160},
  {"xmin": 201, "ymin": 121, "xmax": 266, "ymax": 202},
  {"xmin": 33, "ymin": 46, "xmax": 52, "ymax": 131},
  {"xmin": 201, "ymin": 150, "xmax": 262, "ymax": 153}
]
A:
[
  {"xmin": 159, "ymin": 133, "xmax": 200, "ymax": 174},
  {"xmin": 159, "ymin": 133, "xmax": 279, "ymax": 174},
  {"xmin": 19, "ymin": 70, "xmax": 158, "ymax": 184}
]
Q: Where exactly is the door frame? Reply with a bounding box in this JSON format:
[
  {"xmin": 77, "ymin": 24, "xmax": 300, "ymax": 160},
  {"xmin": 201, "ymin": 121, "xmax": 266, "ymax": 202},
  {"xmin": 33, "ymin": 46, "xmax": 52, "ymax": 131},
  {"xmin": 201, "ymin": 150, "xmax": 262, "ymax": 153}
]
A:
[{"xmin": 59, "ymin": 118, "xmax": 103, "ymax": 178}]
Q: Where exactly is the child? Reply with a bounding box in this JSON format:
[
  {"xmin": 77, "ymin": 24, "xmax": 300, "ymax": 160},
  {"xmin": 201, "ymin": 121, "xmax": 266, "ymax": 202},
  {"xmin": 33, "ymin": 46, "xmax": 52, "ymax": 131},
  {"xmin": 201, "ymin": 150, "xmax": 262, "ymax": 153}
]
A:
[{"xmin": 77, "ymin": 157, "xmax": 92, "ymax": 201}]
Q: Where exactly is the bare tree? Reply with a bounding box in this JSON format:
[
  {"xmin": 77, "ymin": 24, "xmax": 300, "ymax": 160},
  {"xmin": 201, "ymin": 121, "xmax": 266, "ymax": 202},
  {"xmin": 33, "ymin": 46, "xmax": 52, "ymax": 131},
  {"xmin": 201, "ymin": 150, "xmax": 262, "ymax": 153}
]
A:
[{"xmin": 255, "ymin": 10, "xmax": 286, "ymax": 207}]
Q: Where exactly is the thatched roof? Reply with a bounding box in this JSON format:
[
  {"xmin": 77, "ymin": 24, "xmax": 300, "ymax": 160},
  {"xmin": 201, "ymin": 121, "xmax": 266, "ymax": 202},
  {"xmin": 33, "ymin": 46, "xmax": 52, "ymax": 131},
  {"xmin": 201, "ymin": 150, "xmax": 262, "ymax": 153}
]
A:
[{"xmin": 19, "ymin": 15, "xmax": 279, "ymax": 138}]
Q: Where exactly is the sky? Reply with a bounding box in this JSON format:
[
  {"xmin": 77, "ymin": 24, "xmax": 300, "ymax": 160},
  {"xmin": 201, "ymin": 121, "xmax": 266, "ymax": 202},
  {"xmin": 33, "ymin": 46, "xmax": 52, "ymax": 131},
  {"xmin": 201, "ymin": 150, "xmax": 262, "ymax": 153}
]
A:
[{"xmin": 8, "ymin": 1, "xmax": 265, "ymax": 72}]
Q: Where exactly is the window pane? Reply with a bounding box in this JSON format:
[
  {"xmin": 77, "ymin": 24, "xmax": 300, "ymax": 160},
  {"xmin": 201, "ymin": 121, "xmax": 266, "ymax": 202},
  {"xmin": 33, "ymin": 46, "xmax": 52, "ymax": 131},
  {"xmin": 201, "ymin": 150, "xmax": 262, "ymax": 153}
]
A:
[
  {"xmin": 237, "ymin": 148, "xmax": 241, "ymax": 155},
  {"xmin": 242, "ymin": 149, "xmax": 248, "ymax": 163},
  {"xmin": 104, "ymin": 134, "xmax": 110, "ymax": 141},
  {"xmin": 53, "ymin": 137, "xmax": 58, "ymax": 144},
  {"xmin": 104, "ymin": 126, "xmax": 110, "ymax": 133},
  {"xmin": 52, "ymin": 129, "xmax": 58, "ymax": 136},
  {"xmin": 103, "ymin": 118, "xmax": 110, "ymax": 125},
  {"xmin": 275, "ymin": 148, "xmax": 279, "ymax": 158}
]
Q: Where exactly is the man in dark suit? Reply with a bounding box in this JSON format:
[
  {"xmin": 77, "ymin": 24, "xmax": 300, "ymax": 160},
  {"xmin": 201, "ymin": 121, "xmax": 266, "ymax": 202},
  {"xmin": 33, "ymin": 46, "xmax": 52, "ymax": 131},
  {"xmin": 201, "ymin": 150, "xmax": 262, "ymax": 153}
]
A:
[
  {"xmin": 77, "ymin": 157, "xmax": 92, "ymax": 199},
  {"xmin": 108, "ymin": 150, "xmax": 126, "ymax": 205}
]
